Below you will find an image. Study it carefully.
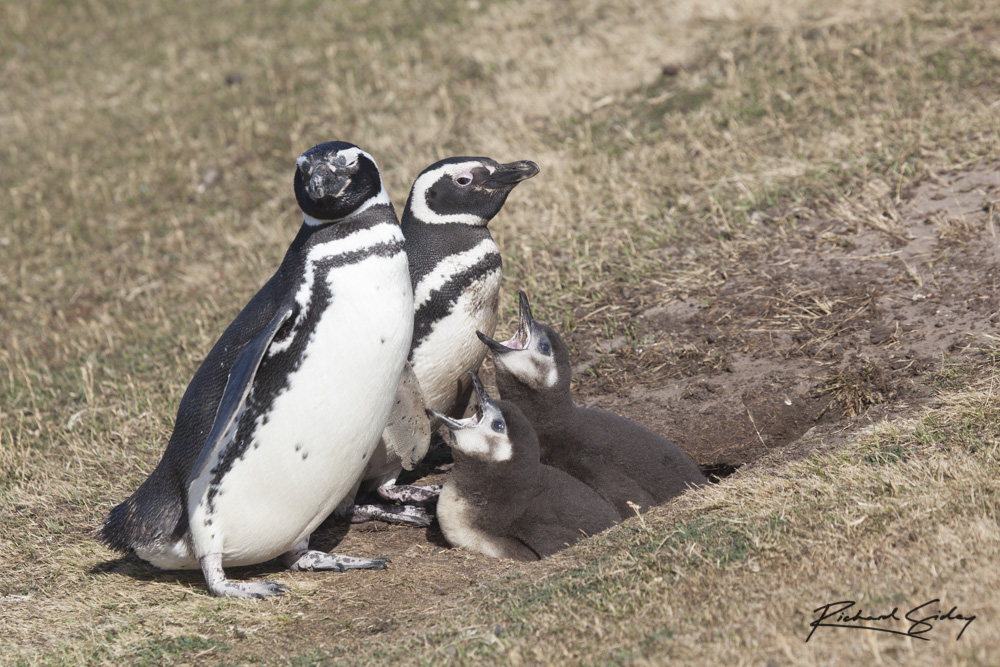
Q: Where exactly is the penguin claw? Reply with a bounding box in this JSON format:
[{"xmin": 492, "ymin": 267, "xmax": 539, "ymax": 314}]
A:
[{"xmin": 256, "ymin": 581, "xmax": 290, "ymax": 597}]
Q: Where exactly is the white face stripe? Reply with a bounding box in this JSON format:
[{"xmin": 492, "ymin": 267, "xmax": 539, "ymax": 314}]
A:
[
  {"xmin": 453, "ymin": 428, "xmax": 513, "ymax": 462},
  {"xmin": 338, "ymin": 146, "xmax": 368, "ymax": 165},
  {"xmin": 496, "ymin": 350, "xmax": 559, "ymax": 389},
  {"xmin": 493, "ymin": 437, "xmax": 513, "ymax": 462},
  {"xmin": 409, "ymin": 161, "xmax": 489, "ymax": 225},
  {"xmin": 412, "ymin": 237, "xmax": 499, "ymax": 310},
  {"xmin": 302, "ymin": 147, "xmax": 392, "ymax": 226}
]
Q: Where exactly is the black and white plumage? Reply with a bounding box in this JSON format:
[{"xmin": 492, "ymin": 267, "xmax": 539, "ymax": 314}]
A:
[
  {"xmin": 479, "ymin": 292, "xmax": 708, "ymax": 519},
  {"xmin": 405, "ymin": 156, "xmax": 539, "ymax": 415},
  {"xmin": 346, "ymin": 156, "xmax": 539, "ymax": 524},
  {"xmin": 431, "ymin": 373, "xmax": 619, "ymax": 560},
  {"xmin": 102, "ymin": 141, "xmax": 414, "ymax": 598}
]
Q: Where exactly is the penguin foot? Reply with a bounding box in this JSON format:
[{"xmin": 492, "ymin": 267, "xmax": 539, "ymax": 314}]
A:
[
  {"xmin": 342, "ymin": 503, "xmax": 434, "ymax": 527},
  {"xmin": 376, "ymin": 483, "xmax": 442, "ymax": 506},
  {"xmin": 281, "ymin": 549, "xmax": 391, "ymax": 572},
  {"xmin": 211, "ymin": 579, "xmax": 289, "ymax": 599},
  {"xmin": 200, "ymin": 554, "xmax": 288, "ymax": 599}
]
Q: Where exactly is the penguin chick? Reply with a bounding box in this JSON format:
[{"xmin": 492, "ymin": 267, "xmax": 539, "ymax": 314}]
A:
[
  {"xmin": 346, "ymin": 156, "xmax": 539, "ymax": 524},
  {"xmin": 430, "ymin": 373, "xmax": 619, "ymax": 560},
  {"xmin": 102, "ymin": 141, "xmax": 412, "ymax": 598},
  {"xmin": 478, "ymin": 292, "xmax": 707, "ymax": 518}
]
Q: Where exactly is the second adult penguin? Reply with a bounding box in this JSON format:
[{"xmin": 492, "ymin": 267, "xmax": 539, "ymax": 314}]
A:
[
  {"xmin": 345, "ymin": 156, "xmax": 539, "ymax": 524},
  {"xmin": 431, "ymin": 373, "xmax": 619, "ymax": 560},
  {"xmin": 479, "ymin": 292, "xmax": 708, "ymax": 518},
  {"xmin": 405, "ymin": 156, "xmax": 539, "ymax": 416}
]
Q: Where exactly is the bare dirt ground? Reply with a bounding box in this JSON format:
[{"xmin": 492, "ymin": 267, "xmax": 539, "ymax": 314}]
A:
[{"xmin": 574, "ymin": 163, "xmax": 1000, "ymax": 470}]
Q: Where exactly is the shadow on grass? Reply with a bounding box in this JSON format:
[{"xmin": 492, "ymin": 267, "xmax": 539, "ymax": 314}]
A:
[{"xmin": 89, "ymin": 520, "xmax": 356, "ymax": 595}]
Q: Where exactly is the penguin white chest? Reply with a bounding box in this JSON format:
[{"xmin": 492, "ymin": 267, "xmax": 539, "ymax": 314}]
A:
[
  {"xmin": 411, "ymin": 266, "xmax": 502, "ymax": 413},
  {"xmin": 188, "ymin": 233, "xmax": 412, "ymax": 568}
]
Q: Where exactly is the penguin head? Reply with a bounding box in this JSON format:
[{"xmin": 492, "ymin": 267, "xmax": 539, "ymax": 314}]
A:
[
  {"xmin": 404, "ymin": 156, "xmax": 539, "ymax": 226},
  {"xmin": 428, "ymin": 372, "xmax": 538, "ymax": 464},
  {"xmin": 477, "ymin": 291, "xmax": 571, "ymax": 395},
  {"xmin": 294, "ymin": 141, "xmax": 389, "ymax": 224}
]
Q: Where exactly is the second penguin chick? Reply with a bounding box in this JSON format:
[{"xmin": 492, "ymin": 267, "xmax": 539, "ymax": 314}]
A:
[
  {"xmin": 478, "ymin": 292, "xmax": 707, "ymax": 519},
  {"xmin": 430, "ymin": 373, "xmax": 619, "ymax": 560}
]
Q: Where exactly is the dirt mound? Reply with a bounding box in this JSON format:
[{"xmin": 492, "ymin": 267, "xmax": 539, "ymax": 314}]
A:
[{"xmin": 570, "ymin": 163, "xmax": 999, "ymax": 467}]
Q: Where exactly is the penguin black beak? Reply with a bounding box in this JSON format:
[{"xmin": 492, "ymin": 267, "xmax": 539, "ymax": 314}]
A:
[
  {"xmin": 426, "ymin": 408, "xmax": 480, "ymax": 431},
  {"xmin": 477, "ymin": 330, "xmax": 512, "ymax": 355},
  {"xmin": 477, "ymin": 291, "xmax": 535, "ymax": 353},
  {"xmin": 508, "ymin": 290, "xmax": 534, "ymax": 349},
  {"xmin": 485, "ymin": 160, "xmax": 539, "ymax": 188},
  {"xmin": 516, "ymin": 290, "xmax": 534, "ymax": 328},
  {"xmin": 466, "ymin": 371, "xmax": 493, "ymax": 407},
  {"xmin": 305, "ymin": 164, "xmax": 349, "ymax": 202}
]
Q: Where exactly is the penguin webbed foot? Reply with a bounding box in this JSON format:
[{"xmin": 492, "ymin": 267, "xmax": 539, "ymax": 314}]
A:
[
  {"xmin": 281, "ymin": 549, "xmax": 391, "ymax": 572},
  {"xmin": 376, "ymin": 483, "xmax": 442, "ymax": 506},
  {"xmin": 342, "ymin": 503, "xmax": 434, "ymax": 527},
  {"xmin": 200, "ymin": 553, "xmax": 288, "ymax": 599},
  {"xmin": 215, "ymin": 579, "xmax": 289, "ymax": 599}
]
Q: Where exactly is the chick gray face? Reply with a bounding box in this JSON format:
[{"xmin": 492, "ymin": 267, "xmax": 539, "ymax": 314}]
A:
[
  {"xmin": 428, "ymin": 372, "xmax": 513, "ymax": 462},
  {"xmin": 477, "ymin": 291, "xmax": 561, "ymax": 390},
  {"xmin": 293, "ymin": 141, "xmax": 387, "ymax": 223}
]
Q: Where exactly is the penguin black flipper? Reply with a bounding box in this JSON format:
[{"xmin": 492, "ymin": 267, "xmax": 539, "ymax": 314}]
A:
[{"xmin": 186, "ymin": 303, "xmax": 295, "ymax": 487}]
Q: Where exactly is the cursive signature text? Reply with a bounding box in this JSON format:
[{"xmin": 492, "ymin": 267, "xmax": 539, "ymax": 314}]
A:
[{"xmin": 805, "ymin": 599, "xmax": 975, "ymax": 642}]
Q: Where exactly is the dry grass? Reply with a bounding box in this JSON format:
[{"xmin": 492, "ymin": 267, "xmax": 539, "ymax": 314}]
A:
[
  {"xmin": 2, "ymin": 0, "xmax": 999, "ymax": 664},
  {"xmin": 350, "ymin": 385, "xmax": 1000, "ymax": 665}
]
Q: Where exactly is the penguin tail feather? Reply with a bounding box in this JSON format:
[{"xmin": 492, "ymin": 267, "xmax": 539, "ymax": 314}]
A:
[
  {"xmin": 99, "ymin": 483, "xmax": 186, "ymax": 555},
  {"xmin": 100, "ymin": 500, "xmax": 138, "ymax": 554}
]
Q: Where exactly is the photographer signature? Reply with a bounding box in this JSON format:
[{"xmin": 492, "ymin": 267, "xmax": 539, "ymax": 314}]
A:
[{"xmin": 805, "ymin": 599, "xmax": 975, "ymax": 642}]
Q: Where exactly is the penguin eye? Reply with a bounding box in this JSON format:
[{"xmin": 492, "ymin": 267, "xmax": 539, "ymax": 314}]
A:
[
  {"xmin": 492, "ymin": 419, "xmax": 505, "ymax": 433},
  {"xmin": 538, "ymin": 341, "xmax": 551, "ymax": 354},
  {"xmin": 454, "ymin": 172, "xmax": 473, "ymax": 187},
  {"xmin": 343, "ymin": 154, "xmax": 359, "ymax": 168}
]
